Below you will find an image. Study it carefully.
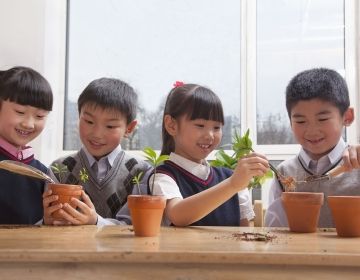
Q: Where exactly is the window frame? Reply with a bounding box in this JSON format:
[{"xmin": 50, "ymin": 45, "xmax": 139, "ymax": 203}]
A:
[{"xmin": 40, "ymin": 0, "xmax": 360, "ymax": 165}]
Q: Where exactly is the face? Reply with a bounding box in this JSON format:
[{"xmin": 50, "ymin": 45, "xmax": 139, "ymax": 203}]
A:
[
  {"xmin": 0, "ymin": 100, "xmax": 49, "ymax": 148},
  {"xmin": 290, "ymin": 98, "xmax": 354, "ymax": 160},
  {"xmin": 79, "ymin": 104, "xmax": 136, "ymax": 160},
  {"xmin": 165, "ymin": 115, "xmax": 223, "ymax": 163}
]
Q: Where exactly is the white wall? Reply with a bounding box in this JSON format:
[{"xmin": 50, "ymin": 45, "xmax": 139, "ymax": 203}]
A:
[{"xmin": 0, "ymin": 0, "xmax": 66, "ymax": 165}]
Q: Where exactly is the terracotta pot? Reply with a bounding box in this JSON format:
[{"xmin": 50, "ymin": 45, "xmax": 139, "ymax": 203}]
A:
[
  {"xmin": 328, "ymin": 196, "xmax": 360, "ymax": 237},
  {"xmin": 281, "ymin": 192, "xmax": 324, "ymax": 233},
  {"xmin": 127, "ymin": 195, "xmax": 166, "ymax": 237},
  {"xmin": 48, "ymin": 183, "xmax": 83, "ymax": 219}
]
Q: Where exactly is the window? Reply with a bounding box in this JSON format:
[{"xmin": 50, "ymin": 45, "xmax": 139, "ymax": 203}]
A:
[
  {"xmin": 64, "ymin": 0, "xmax": 357, "ymax": 158},
  {"xmin": 256, "ymin": 0, "xmax": 345, "ymax": 145},
  {"xmin": 65, "ymin": 0, "xmax": 241, "ymax": 151}
]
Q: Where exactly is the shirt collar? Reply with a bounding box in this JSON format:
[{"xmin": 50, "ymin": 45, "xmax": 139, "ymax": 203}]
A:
[
  {"xmin": 169, "ymin": 152, "xmax": 210, "ymax": 180},
  {"xmin": 0, "ymin": 137, "xmax": 34, "ymax": 160},
  {"xmin": 82, "ymin": 144, "xmax": 122, "ymax": 168},
  {"xmin": 299, "ymin": 138, "xmax": 347, "ymax": 168}
]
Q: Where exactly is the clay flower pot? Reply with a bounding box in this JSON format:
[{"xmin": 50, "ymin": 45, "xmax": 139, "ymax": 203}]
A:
[
  {"xmin": 48, "ymin": 183, "xmax": 83, "ymax": 219},
  {"xmin": 281, "ymin": 192, "xmax": 324, "ymax": 233},
  {"xmin": 127, "ymin": 195, "xmax": 166, "ymax": 237},
  {"xmin": 328, "ymin": 196, "xmax": 360, "ymax": 237}
]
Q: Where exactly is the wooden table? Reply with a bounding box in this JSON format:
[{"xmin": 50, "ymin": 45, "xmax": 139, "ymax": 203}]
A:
[{"xmin": 0, "ymin": 225, "xmax": 359, "ymax": 279}]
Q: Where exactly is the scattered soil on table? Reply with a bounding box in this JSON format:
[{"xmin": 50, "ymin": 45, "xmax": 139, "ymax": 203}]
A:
[{"xmin": 232, "ymin": 232, "xmax": 277, "ymax": 242}]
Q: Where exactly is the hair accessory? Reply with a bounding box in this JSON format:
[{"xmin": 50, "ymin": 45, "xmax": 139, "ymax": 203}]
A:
[{"xmin": 173, "ymin": 81, "xmax": 184, "ymax": 88}]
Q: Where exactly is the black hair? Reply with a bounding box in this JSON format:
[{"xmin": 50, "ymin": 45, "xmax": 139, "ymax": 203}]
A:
[
  {"xmin": 77, "ymin": 78, "xmax": 138, "ymax": 124},
  {"xmin": 161, "ymin": 83, "xmax": 224, "ymax": 155},
  {"xmin": 286, "ymin": 68, "xmax": 349, "ymax": 118},
  {"xmin": 0, "ymin": 66, "xmax": 53, "ymax": 111}
]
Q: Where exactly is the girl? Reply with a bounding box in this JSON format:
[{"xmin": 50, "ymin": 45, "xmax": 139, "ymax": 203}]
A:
[
  {"xmin": 0, "ymin": 66, "xmax": 53, "ymax": 224},
  {"xmin": 150, "ymin": 82, "xmax": 269, "ymax": 226}
]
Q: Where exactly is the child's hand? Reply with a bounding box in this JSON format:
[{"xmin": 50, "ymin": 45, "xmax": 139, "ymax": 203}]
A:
[
  {"xmin": 230, "ymin": 152, "xmax": 269, "ymax": 190},
  {"xmin": 342, "ymin": 145, "xmax": 360, "ymax": 170},
  {"xmin": 58, "ymin": 191, "xmax": 98, "ymax": 225},
  {"xmin": 42, "ymin": 189, "xmax": 70, "ymax": 225}
]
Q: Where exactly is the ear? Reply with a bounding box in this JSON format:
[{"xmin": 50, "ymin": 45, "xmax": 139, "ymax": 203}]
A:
[
  {"xmin": 125, "ymin": 120, "xmax": 137, "ymax": 137},
  {"xmin": 343, "ymin": 107, "xmax": 354, "ymax": 127},
  {"xmin": 164, "ymin": 114, "xmax": 177, "ymax": 136}
]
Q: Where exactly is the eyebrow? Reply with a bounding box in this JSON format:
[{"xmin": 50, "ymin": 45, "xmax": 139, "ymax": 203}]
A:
[
  {"xmin": 82, "ymin": 111, "xmax": 122, "ymax": 122},
  {"xmin": 292, "ymin": 110, "xmax": 332, "ymax": 118}
]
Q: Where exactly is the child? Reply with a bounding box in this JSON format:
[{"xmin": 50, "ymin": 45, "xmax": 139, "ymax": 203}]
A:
[
  {"xmin": 150, "ymin": 82, "xmax": 269, "ymax": 226},
  {"xmin": 264, "ymin": 68, "xmax": 360, "ymax": 228},
  {"xmin": 43, "ymin": 78, "xmax": 151, "ymax": 225},
  {"xmin": 0, "ymin": 66, "xmax": 53, "ymax": 224}
]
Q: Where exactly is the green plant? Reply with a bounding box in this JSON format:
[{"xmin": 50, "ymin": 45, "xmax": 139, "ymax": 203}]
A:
[
  {"xmin": 51, "ymin": 163, "xmax": 89, "ymax": 184},
  {"xmin": 143, "ymin": 147, "xmax": 169, "ymax": 194},
  {"xmin": 211, "ymin": 129, "xmax": 273, "ymax": 189},
  {"xmin": 131, "ymin": 171, "xmax": 144, "ymax": 195},
  {"xmin": 79, "ymin": 167, "xmax": 89, "ymax": 183},
  {"xmin": 50, "ymin": 163, "xmax": 68, "ymax": 183}
]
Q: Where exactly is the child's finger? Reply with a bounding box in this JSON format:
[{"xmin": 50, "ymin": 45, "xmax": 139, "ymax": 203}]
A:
[
  {"xmin": 55, "ymin": 207, "xmax": 81, "ymax": 224},
  {"xmin": 80, "ymin": 191, "xmax": 95, "ymax": 209},
  {"xmin": 42, "ymin": 194, "xmax": 58, "ymax": 208},
  {"xmin": 42, "ymin": 189, "xmax": 52, "ymax": 199},
  {"xmin": 347, "ymin": 146, "xmax": 360, "ymax": 168}
]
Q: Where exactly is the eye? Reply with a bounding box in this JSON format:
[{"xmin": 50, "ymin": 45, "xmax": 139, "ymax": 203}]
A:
[
  {"xmin": 15, "ymin": 110, "xmax": 25, "ymax": 115},
  {"xmin": 84, "ymin": 119, "xmax": 93, "ymax": 125},
  {"xmin": 36, "ymin": 115, "xmax": 46, "ymax": 120},
  {"xmin": 214, "ymin": 126, "xmax": 221, "ymax": 130},
  {"xmin": 318, "ymin": 118, "xmax": 329, "ymax": 122}
]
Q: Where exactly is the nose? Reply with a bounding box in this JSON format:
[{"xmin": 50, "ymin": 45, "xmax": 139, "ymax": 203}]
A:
[
  {"xmin": 92, "ymin": 124, "xmax": 104, "ymax": 138},
  {"xmin": 21, "ymin": 117, "xmax": 35, "ymax": 129},
  {"xmin": 205, "ymin": 129, "xmax": 215, "ymax": 140}
]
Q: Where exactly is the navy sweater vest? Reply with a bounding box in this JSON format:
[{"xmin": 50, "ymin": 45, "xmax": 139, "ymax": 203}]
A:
[
  {"xmin": 156, "ymin": 161, "xmax": 240, "ymax": 226},
  {"xmin": 0, "ymin": 153, "xmax": 47, "ymax": 224}
]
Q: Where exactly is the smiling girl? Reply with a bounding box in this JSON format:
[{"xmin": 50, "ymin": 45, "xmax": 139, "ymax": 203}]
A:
[
  {"xmin": 150, "ymin": 82, "xmax": 269, "ymax": 227},
  {"xmin": 0, "ymin": 66, "xmax": 53, "ymax": 224}
]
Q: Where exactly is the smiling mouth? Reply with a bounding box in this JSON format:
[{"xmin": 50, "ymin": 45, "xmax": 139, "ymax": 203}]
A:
[
  {"xmin": 16, "ymin": 129, "xmax": 32, "ymax": 136},
  {"xmin": 307, "ymin": 138, "xmax": 324, "ymax": 144},
  {"xmin": 198, "ymin": 144, "xmax": 211, "ymax": 149},
  {"xmin": 89, "ymin": 140, "xmax": 105, "ymax": 147}
]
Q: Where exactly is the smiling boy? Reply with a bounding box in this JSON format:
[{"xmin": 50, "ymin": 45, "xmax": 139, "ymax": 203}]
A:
[
  {"xmin": 43, "ymin": 78, "xmax": 151, "ymax": 225},
  {"xmin": 265, "ymin": 68, "xmax": 360, "ymax": 228}
]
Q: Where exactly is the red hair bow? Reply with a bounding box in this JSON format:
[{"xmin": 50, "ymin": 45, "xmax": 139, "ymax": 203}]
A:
[{"xmin": 173, "ymin": 81, "xmax": 184, "ymax": 88}]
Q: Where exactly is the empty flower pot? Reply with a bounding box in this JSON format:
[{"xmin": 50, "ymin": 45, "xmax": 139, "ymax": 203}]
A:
[
  {"xmin": 328, "ymin": 196, "xmax": 360, "ymax": 237},
  {"xmin": 281, "ymin": 192, "xmax": 324, "ymax": 233},
  {"xmin": 48, "ymin": 183, "xmax": 83, "ymax": 219},
  {"xmin": 128, "ymin": 195, "xmax": 166, "ymax": 237}
]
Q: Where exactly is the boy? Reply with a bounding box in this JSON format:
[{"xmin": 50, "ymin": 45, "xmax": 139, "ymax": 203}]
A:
[
  {"xmin": 43, "ymin": 78, "xmax": 151, "ymax": 225},
  {"xmin": 265, "ymin": 68, "xmax": 360, "ymax": 228},
  {"xmin": 0, "ymin": 66, "xmax": 53, "ymax": 224}
]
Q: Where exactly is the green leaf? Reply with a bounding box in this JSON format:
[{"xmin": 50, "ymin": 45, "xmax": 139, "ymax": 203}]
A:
[
  {"xmin": 155, "ymin": 155, "xmax": 170, "ymax": 166},
  {"xmin": 143, "ymin": 147, "xmax": 157, "ymax": 164},
  {"xmin": 212, "ymin": 129, "xmax": 273, "ymax": 188},
  {"xmin": 79, "ymin": 168, "xmax": 89, "ymax": 183}
]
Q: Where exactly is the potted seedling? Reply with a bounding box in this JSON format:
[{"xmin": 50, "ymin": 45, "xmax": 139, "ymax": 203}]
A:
[
  {"xmin": 213, "ymin": 130, "xmax": 327, "ymax": 233},
  {"xmin": 49, "ymin": 163, "xmax": 88, "ymax": 219},
  {"xmin": 127, "ymin": 147, "xmax": 168, "ymax": 237}
]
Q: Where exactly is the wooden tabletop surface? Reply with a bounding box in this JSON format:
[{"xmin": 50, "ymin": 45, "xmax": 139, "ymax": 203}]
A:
[{"xmin": 0, "ymin": 225, "xmax": 359, "ymax": 267}]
